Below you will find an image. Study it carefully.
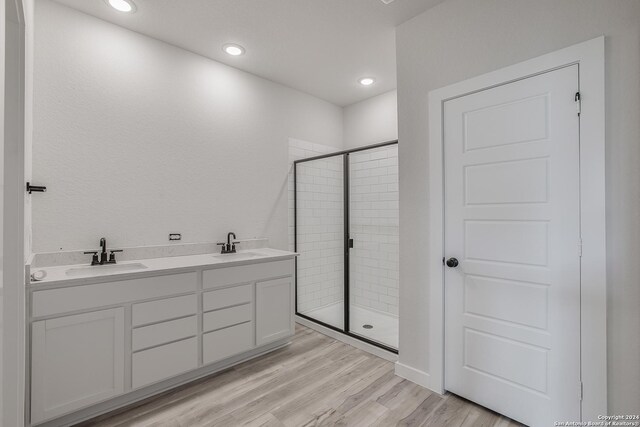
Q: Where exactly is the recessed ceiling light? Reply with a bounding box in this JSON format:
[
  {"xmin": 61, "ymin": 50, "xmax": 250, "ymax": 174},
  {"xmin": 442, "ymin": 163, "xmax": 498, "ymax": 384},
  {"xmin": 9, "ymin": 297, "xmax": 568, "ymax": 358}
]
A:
[
  {"xmin": 105, "ymin": 0, "xmax": 136, "ymax": 13},
  {"xmin": 359, "ymin": 77, "xmax": 375, "ymax": 86},
  {"xmin": 223, "ymin": 44, "xmax": 245, "ymax": 56}
]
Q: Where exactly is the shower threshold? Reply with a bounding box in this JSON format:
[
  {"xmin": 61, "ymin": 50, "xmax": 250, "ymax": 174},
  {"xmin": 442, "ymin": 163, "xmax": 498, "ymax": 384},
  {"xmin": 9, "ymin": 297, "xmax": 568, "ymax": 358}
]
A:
[{"xmin": 303, "ymin": 302, "xmax": 398, "ymax": 349}]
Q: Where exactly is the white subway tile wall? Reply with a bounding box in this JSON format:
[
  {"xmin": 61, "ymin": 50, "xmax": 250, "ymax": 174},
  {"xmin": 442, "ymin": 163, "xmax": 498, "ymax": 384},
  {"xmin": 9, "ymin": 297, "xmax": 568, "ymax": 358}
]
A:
[
  {"xmin": 349, "ymin": 145, "xmax": 399, "ymax": 316},
  {"xmin": 288, "ymin": 139, "xmax": 344, "ymax": 316}
]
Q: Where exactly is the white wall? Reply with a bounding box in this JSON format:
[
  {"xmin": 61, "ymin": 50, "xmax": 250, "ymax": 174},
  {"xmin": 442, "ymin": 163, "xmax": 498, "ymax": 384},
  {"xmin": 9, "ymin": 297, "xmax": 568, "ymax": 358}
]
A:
[
  {"xmin": 396, "ymin": 0, "xmax": 640, "ymax": 414},
  {"xmin": 343, "ymin": 90, "xmax": 398, "ymax": 149},
  {"xmin": 32, "ymin": 0, "xmax": 343, "ymax": 254}
]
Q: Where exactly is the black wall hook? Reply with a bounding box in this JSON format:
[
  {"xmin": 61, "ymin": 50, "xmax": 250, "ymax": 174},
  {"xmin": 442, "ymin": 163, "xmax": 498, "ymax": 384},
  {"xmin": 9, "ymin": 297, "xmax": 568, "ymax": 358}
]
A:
[{"xmin": 26, "ymin": 182, "xmax": 47, "ymax": 194}]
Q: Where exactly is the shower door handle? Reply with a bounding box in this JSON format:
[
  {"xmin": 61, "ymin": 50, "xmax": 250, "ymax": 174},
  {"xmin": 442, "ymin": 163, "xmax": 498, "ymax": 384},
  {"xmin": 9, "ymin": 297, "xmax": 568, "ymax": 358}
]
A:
[{"xmin": 348, "ymin": 238, "xmax": 354, "ymax": 249}]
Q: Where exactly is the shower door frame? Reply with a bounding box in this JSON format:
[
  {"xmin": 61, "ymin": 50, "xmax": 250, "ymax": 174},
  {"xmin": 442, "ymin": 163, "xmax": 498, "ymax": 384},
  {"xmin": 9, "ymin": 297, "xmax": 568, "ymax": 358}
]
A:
[{"xmin": 294, "ymin": 140, "xmax": 399, "ymax": 354}]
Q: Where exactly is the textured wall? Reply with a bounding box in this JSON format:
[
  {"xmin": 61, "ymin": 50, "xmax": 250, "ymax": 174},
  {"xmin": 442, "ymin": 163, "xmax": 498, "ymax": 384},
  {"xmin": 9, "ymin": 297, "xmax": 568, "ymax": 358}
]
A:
[
  {"xmin": 343, "ymin": 90, "xmax": 398, "ymax": 149},
  {"xmin": 32, "ymin": 0, "xmax": 343, "ymax": 253},
  {"xmin": 396, "ymin": 0, "xmax": 640, "ymax": 414}
]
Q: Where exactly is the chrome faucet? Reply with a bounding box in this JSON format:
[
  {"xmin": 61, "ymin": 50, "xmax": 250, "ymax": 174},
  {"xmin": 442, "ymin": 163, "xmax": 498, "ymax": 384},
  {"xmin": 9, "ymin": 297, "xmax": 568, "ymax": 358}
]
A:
[
  {"xmin": 217, "ymin": 232, "xmax": 238, "ymax": 254},
  {"xmin": 84, "ymin": 237, "xmax": 123, "ymax": 265}
]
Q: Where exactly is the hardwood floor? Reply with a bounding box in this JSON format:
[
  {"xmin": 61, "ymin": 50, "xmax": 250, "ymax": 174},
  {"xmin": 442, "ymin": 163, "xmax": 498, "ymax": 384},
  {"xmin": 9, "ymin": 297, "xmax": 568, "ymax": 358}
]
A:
[{"xmin": 80, "ymin": 325, "xmax": 523, "ymax": 427}]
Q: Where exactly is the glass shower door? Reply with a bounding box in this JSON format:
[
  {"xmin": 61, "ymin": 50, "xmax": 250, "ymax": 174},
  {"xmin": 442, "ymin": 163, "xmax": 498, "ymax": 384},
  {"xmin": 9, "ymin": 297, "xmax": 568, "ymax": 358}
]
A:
[
  {"xmin": 295, "ymin": 154, "xmax": 345, "ymax": 330},
  {"xmin": 348, "ymin": 145, "xmax": 399, "ymax": 349}
]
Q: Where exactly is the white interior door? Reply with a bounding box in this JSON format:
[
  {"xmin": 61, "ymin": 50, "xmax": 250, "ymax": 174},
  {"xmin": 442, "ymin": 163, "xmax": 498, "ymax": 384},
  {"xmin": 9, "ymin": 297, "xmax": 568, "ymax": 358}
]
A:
[{"xmin": 444, "ymin": 65, "xmax": 581, "ymax": 426}]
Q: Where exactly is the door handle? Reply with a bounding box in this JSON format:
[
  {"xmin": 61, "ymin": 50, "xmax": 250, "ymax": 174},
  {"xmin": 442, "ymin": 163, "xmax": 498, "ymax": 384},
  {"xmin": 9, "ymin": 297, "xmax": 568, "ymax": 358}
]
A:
[{"xmin": 446, "ymin": 257, "xmax": 459, "ymax": 268}]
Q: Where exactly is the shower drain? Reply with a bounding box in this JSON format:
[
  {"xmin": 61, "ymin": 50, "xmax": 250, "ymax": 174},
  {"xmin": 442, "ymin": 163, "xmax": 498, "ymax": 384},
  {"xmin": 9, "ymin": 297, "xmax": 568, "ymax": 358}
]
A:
[{"xmin": 362, "ymin": 324, "xmax": 373, "ymax": 329}]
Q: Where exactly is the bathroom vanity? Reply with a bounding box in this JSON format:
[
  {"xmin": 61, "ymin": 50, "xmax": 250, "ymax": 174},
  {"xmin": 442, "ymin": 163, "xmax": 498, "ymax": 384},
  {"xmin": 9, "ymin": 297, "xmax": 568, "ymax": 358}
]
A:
[{"xmin": 26, "ymin": 249, "xmax": 296, "ymax": 426}]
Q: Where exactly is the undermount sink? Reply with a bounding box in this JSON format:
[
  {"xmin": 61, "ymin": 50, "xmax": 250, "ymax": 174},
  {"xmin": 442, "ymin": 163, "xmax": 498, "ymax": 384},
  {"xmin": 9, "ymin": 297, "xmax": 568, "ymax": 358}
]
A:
[
  {"xmin": 65, "ymin": 262, "xmax": 148, "ymax": 277},
  {"xmin": 212, "ymin": 251, "xmax": 261, "ymax": 261}
]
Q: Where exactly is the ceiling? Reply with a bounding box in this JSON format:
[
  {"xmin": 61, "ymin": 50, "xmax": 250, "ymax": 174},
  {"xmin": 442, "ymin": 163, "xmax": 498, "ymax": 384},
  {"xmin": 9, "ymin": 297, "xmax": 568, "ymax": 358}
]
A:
[{"xmin": 52, "ymin": 0, "xmax": 444, "ymax": 106}]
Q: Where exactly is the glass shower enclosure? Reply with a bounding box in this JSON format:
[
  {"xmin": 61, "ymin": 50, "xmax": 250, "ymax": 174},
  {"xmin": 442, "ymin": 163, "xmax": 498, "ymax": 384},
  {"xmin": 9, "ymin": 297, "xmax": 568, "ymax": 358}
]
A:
[{"xmin": 294, "ymin": 141, "xmax": 399, "ymax": 352}]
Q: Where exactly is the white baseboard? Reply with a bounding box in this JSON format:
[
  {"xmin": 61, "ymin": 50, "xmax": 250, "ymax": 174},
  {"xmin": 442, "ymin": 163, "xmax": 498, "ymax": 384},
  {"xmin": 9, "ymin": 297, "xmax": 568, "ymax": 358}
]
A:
[
  {"xmin": 394, "ymin": 362, "xmax": 441, "ymax": 394},
  {"xmin": 295, "ymin": 316, "xmax": 398, "ymax": 362}
]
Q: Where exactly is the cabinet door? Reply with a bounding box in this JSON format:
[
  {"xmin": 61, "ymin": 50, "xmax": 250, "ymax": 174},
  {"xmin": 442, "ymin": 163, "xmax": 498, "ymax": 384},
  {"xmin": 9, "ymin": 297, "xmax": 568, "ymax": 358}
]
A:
[
  {"xmin": 256, "ymin": 277, "xmax": 294, "ymax": 346},
  {"xmin": 31, "ymin": 308, "xmax": 125, "ymax": 424}
]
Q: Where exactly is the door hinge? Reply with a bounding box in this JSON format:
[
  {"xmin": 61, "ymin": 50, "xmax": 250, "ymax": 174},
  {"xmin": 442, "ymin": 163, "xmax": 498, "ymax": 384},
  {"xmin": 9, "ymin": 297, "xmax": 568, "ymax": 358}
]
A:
[
  {"xmin": 578, "ymin": 238, "xmax": 583, "ymax": 257},
  {"xmin": 575, "ymin": 92, "xmax": 581, "ymax": 116}
]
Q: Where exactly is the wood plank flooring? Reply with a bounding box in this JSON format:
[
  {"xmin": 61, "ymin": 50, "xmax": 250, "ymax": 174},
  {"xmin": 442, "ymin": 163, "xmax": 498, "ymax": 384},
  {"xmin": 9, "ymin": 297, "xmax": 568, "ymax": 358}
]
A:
[{"xmin": 79, "ymin": 325, "xmax": 523, "ymax": 427}]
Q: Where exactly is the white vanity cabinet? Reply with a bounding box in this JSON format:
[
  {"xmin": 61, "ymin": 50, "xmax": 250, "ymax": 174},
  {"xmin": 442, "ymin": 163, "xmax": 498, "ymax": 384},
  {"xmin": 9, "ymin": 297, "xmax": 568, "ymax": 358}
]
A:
[
  {"xmin": 31, "ymin": 308, "xmax": 125, "ymax": 424},
  {"xmin": 28, "ymin": 256, "xmax": 295, "ymax": 427}
]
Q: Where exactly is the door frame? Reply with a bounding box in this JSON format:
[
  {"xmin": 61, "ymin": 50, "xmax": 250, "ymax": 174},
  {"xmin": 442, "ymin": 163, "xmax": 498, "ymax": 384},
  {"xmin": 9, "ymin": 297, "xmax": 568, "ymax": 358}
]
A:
[
  {"xmin": 427, "ymin": 37, "xmax": 606, "ymax": 420},
  {"xmin": 3, "ymin": 0, "xmax": 28, "ymax": 426}
]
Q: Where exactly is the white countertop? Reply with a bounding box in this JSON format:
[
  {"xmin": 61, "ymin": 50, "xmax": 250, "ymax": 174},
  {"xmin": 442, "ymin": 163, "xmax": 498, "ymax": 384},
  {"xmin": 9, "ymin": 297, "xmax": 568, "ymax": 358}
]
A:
[{"xmin": 28, "ymin": 248, "xmax": 298, "ymax": 288}]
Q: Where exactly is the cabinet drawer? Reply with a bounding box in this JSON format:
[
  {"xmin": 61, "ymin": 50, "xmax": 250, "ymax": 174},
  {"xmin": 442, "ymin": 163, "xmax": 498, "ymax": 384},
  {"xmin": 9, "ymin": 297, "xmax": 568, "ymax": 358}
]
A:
[
  {"xmin": 203, "ymin": 322, "xmax": 253, "ymax": 365},
  {"xmin": 133, "ymin": 316, "xmax": 197, "ymax": 351},
  {"xmin": 203, "ymin": 260, "xmax": 293, "ymax": 290},
  {"xmin": 32, "ymin": 272, "xmax": 197, "ymax": 318},
  {"xmin": 203, "ymin": 284, "xmax": 252, "ymax": 312},
  {"xmin": 132, "ymin": 294, "xmax": 197, "ymax": 326},
  {"xmin": 132, "ymin": 337, "xmax": 198, "ymax": 389},
  {"xmin": 203, "ymin": 304, "xmax": 252, "ymax": 333}
]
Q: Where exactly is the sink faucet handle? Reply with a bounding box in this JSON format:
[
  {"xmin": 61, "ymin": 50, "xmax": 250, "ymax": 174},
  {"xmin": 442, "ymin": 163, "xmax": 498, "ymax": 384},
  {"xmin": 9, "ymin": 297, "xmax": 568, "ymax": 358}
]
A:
[
  {"xmin": 83, "ymin": 251, "xmax": 100, "ymax": 266},
  {"xmin": 108, "ymin": 249, "xmax": 123, "ymax": 264}
]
